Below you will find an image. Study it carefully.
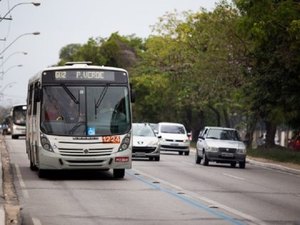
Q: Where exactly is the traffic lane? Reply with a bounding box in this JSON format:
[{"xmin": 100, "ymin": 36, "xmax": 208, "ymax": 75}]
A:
[
  {"xmin": 6, "ymin": 137, "xmax": 246, "ymax": 225},
  {"xmin": 133, "ymin": 152, "xmax": 300, "ymax": 224}
]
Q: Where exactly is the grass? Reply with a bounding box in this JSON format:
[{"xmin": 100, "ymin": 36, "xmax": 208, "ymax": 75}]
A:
[{"xmin": 247, "ymin": 145, "xmax": 300, "ymax": 165}]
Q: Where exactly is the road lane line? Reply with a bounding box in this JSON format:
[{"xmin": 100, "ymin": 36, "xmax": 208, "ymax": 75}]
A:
[
  {"xmin": 32, "ymin": 217, "xmax": 42, "ymax": 225},
  {"xmin": 127, "ymin": 169, "xmax": 246, "ymax": 225},
  {"xmin": 223, "ymin": 173, "xmax": 245, "ymax": 181},
  {"xmin": 128, "ymin": 168, "xmax": 266, "ymax": 225},
  {"xmin": 15, "ymin": 164, "xmax": 29, "ymax": 199}
]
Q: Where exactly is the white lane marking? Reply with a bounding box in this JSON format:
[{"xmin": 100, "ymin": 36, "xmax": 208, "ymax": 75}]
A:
[
  {"xmin": 131, "ymin": 168, "xmax": 266, "ymax": 225},
  {"xmin": 0, "ymin": 205, "xmax": 5, "ymax": 225},
  {"xmin": 223, "ymin": 173, "xmax": 245, "ymax": 181},
  {"xmin": 32, "ymin": 217, "xmax": 42, "ymax": 225},
  {"xmin": 15, "ymin": 164, "xmax": 29, "ymax": 199}
]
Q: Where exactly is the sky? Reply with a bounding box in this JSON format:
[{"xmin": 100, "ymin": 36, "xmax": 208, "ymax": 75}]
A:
[{"xmin": 0, "ymin": 0, "xmax": 220, "ymax": 107}]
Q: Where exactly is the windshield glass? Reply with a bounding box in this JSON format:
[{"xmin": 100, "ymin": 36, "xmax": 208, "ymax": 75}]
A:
[
  {"xmin": 13, "ymin": 106, "xmax": 27, "ymax": 125},
  {"xmin": 207, "ymin": 129, "xmax": 241, "ymax": 141},
  {"xmin": 41, "ymin": 85, "xmax": 131, "ymax": 136},
  {"xmin": 161, "ymin": 125, "xmax": 185, "ymax": 134},
  {"xmin": 133, "ymin": 124, "xmax": 155, "ymax": 137}
]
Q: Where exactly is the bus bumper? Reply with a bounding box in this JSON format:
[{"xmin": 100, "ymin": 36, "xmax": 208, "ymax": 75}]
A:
[{"xmin": 38, "ymin": 148, "xmax": 132, "ymax": 170}]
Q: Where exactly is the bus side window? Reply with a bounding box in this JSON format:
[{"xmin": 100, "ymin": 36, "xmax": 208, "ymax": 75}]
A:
[
  {"xmin": 27, "ymin": 84, "xmax": 33, "ymax": 115},
  {"xmin": 33, "ymin": 82, "xmax": 40, "ymax": 115}
]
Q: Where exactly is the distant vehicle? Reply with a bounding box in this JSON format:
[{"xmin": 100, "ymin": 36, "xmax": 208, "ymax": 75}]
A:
[
  {"xmin": 196, "ymin": 126, "xmax": 246, "ymax": 168},
  {"xmin": 1, "ymin": 116, "xmax": 11, "ymax": 135},
  {"xmin": 132, "ymin": 123, "xmax": 160, "ymax": 161},
  {"xmin": 157, "ymin": 122, "xmax": 190, "ymax": 155},
  {"xmin": 9, "ymin": 104, "xmax": 27, "ymax": 139},
  {"xmin": 288, "ymin": 134, "xmax": 300, "ymax": 151}
]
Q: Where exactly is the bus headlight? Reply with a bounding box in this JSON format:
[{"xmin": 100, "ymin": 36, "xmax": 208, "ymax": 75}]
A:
[
  {"xmin": 118, "ymin": 133, "xmax": 131, "ymax": 152},
  {"xmin": 40, "ymin": 135, "xmax": 54, "ymax": 152}
]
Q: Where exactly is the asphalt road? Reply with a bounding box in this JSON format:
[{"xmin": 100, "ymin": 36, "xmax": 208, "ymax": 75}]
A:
[{"xmin": 3, "ymin": 136, "xmax": 300, "ymax": 225}]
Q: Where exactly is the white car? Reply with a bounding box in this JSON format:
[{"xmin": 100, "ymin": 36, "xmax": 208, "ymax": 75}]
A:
[
  {"xmin": 196, "ymin": 126, "xmax": 246, "ymax": 168},
  {"xmin": 157, "ymin": 122, "xmax": 190, "ymax": 155},
  {"xmin": 132, "ymin": 123, "xmax": 160, "ymax": 161}
]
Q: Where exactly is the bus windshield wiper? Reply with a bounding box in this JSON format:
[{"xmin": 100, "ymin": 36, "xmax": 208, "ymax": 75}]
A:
[
  {"xmin": 95, "ymin": 85, "xmax": 108, "ymax": 109},
  {"xmin": 69, "ymin": 121, "xmax": 85, "ymax": 134},
  {"xmin": 61, "ymin": 84, "xmax": 79, "ymax": 104}
]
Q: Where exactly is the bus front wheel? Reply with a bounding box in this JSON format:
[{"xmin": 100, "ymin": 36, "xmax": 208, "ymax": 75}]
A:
[{"xmin": 113, "ymin": 169, "xmax": 125, "ymax": 179}]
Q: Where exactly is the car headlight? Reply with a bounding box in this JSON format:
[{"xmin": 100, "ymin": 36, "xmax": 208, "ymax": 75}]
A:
[
  {"xmin": 207, "ymin": 146, "xmax": 219, "ymax": 152},
  {"xmin": 237, "ymin": 148, "xmax": 246, "ymax": 154},
  {"xmin": 149, "ymin": 140, "xmax": 159, "ymax": 146}
]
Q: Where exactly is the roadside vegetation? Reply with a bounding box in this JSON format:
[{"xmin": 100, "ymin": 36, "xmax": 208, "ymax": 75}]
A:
[{"xmin": 247, "ymin": 146, "xmax": 300, "ymax": 165}]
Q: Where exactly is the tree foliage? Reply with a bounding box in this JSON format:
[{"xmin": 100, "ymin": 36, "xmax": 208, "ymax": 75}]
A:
[{"xmin": 56, "ymin": 0, "xmax": 300, "ymax": 146}]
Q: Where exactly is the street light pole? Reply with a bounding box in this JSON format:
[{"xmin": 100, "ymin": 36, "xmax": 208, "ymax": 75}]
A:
[
  {"xmin": 0, "ymin": 51, "xmax": 28, "ymax": 68},
  {"xmin": 0, "ymin": 82, "xmax": 17, "ymax": 101},
  {"xmin": 0, "ymin": 2, "xmax": 41, "ymax": 22},
  {"xmin": 0, "ymin": 64, "xmax": 23, "ymax": 80},
  {"xmin": 0, "ymin": 32, "xmax": 40, "ymax": 56}
]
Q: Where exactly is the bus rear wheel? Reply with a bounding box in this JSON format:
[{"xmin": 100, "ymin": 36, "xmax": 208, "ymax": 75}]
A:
[{"xmin": 113, "ymin": 169, "xmax": 125, "ymax": 179}]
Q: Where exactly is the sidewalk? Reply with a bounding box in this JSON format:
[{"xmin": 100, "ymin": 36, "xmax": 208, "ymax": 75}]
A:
[{"xmin": 0, "ymin": 138, "xmax": 5, "ymax": 225}]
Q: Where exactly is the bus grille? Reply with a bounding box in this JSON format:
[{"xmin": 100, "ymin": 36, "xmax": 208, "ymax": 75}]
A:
[{"xmin": 58, "ymin": 147, "xmax": 113, "ymax": 157}]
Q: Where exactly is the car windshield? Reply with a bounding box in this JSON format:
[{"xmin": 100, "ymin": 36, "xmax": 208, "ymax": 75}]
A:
[
  {"xmin": 161, "ymin": 125, "xmax": 185, "ymax": 134},
  {"xmin": 40, "ymin": 85, "xmax": 131, "ymax": 136},
  {"xmin": 206, "ymin": 129, "xmax": 241, "ymax": 141},
  {"xmin": 133, "ymin": 124, "xmax": 155, "ymax": 137}
]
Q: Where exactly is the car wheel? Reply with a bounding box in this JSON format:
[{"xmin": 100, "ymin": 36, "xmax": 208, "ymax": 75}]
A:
[
  {"xmin": 195, "ymin": 151, "xmax": 201, "ymax": 164},
  {"xmin": 239, "ymin": 161, "xmax": 246, "ymax": 169},
  {"xmin": 184, "ymin": 151, "xmax": 190, "ymax": 156},
  {"xmin": 202, "ymin": 152, "xmax": 209, "ymax": 166},
  {"xmin": 29, "ymin": 154, "xmax": 38, "ymax": 171},
  {"xmin": 155, "ymin": 156, "xmax": 160, "ymax": 161},
  {"xmin": 113, "ymin": 169, "xmax": 125, "ymax": 179},
  {"xmin": 230, "ymin": 162, "xmax": 236, "ymax": 168},
  {"xmin": 38, "ymin": 169, "xmax": 48, "ymax": 178},
  {"xmin": 179, "ymin": 151, "xmax": 183, "ymax": 155}
]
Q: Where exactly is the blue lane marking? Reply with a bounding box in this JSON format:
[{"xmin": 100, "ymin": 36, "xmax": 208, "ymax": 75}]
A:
[{"xmin": 127, "ymin": 170, "xmax": 246, "ymax": 225}]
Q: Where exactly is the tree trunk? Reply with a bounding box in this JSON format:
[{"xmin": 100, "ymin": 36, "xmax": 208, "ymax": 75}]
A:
[
  {"xmin": 208, "ymin": 105, "xmax": 221, "ymax": 126},
  {"xmin": 223, "ymin": 108, "xmax": 230, "ymax": 127},
  {"xmin": 265, "ymin": 120, "xmax": 277, "ymax": 147}
]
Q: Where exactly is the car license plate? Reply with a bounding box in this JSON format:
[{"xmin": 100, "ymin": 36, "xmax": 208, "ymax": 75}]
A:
[
  {"xmin": 221, "ymin": 152, "xmax": 234, "ymax": 158},
  {"xmin": 170, "ymin": 143, "xmax": 178, "ymax": 146},
  {"xmin": 135, "ymin": 152, "xmax": 146, "ymax": 157}
]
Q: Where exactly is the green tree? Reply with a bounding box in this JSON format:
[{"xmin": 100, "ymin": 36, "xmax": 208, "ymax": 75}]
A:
[{"xmin": 235, "ymin": 0, "xmax": 300, "ymax": 146}]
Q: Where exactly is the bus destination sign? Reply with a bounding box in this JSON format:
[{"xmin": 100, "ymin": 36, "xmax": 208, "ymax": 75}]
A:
[{"xmin": 54, "ymin": 70, "xmax": 115, "ymax": 81}]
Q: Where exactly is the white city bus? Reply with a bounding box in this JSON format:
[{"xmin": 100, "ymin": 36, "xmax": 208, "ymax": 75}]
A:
[
  {"xmin": 10, "ymin": 104, "xmax": 27, "ymax": 139},
  {"xmin": 26, "ymin": 62, "xmax": 133, "ymax": 178}
]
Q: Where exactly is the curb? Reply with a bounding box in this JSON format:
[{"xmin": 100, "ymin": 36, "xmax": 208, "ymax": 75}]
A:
[
  {"xmin": 247, "ymin": 158, "xmax": 300, "ymax": 175},
  {"xmin": 0, "ymin": 138, "xmax": 5, "ymax": 225},
  {"xmin": 0, "ymin": 136, "xmax": 22, "ymax": 225}
]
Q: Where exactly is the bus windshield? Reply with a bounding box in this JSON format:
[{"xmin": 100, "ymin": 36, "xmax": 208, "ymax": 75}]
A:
[
  {"xmin": 40, "ymin": 85, "xmax": 131, "ymax": 136},
  {"xmin": 12, "ymin": 105, "xmax": 27, "ymax": 125}
]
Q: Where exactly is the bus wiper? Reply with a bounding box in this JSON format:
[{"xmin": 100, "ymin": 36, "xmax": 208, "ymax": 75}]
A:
[
  {"xmin": 61, "ymin": 84, "xmax": 79, "ymax": 104},
  {"xmin": 69, "ymin": 121, "xmax": 85, "ymax": 134},
  {"xmin": 94, "ymin": 85, "xmax": 108, "ymax": 118}
]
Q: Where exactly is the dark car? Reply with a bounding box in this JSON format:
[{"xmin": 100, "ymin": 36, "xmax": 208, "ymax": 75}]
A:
[{"xmin": 288, "ymin": 134, "xmax": 300, "ymax": 151}]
